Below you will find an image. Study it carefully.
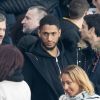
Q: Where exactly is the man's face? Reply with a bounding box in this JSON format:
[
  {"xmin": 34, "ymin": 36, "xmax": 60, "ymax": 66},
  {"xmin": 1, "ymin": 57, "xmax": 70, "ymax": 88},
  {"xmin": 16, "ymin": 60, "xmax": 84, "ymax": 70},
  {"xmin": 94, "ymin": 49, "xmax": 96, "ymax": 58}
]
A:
[
  {"xmin": 38, "ymin": 24, "xmax": 61, "ymax": 50},
  {"xmin": 21, "ymin": 9, "xmax": 40, "ymax": 33},
  {"xmin": 0, "ymin": 21, "xmax": 6, "ymax": 44}
]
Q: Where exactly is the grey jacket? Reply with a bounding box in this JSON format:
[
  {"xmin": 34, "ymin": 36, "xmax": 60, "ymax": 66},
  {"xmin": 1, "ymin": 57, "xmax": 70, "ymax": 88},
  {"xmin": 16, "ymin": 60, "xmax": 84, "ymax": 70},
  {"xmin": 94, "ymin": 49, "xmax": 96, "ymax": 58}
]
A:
[{"xmin": 59, "ymin": 91, "xmax": 100, "ymax": 100}]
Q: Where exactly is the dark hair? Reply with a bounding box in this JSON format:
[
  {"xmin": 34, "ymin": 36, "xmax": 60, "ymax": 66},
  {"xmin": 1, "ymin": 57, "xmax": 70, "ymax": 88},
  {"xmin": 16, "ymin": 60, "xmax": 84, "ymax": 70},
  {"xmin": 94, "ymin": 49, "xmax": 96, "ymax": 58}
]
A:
[
  {"xmin": 69, "ymin": 0, "xmax": 89, "ymax": 19},
  {"xmin": 84, "ymin": 14, "xmax": 100, "ymax": 37},
  {"xmin": 39, "ymin": 15, "xmax": 60, "ymax": 30},
  {"xmin": 0, "ymin": 45, "xmax": 24, "ymax": 81}
]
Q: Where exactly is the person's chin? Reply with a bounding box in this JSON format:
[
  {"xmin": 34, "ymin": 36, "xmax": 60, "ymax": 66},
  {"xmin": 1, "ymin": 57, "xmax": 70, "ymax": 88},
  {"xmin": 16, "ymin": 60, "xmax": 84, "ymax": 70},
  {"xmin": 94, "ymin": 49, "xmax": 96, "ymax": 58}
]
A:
[
  {"xmin": 66, "ymin": 91, "xmax": 75, "ymax": 97},
  {"xmin": 45, "ymin": 45, "xmax": 55, "ymax": 50}
]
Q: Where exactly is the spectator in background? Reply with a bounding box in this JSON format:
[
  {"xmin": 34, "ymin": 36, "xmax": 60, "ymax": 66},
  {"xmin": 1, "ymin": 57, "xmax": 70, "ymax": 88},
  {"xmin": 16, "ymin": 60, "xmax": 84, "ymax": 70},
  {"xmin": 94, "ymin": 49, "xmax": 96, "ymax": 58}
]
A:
[
  {"xmin": 60, "ymin": 0, "xmax": 89, "ymax": 65},
  {"xmin": 59, "ymin": 65, "xmax": 100, "ymax": 100},
  {"xmin": 17, "ymin": 6, "xmax": 47, "ymax": 52},
  {"xmin": 0, "ymin": 45, "xmax": 31, "ymax": 100},
  {"xmin": 21, "ymin": 6, "xmax": 47, "ymax": 35},
  {"xmin": 80, "ymin": 14, "xmax": 100, "ymax": 95}
]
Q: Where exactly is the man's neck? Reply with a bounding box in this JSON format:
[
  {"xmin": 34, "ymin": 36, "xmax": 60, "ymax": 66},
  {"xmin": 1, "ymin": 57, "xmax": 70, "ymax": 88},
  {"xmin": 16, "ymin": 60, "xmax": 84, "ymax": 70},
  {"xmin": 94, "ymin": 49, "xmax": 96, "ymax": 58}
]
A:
[
  {"xmin": 70, "ymin": 17, "xmax": 84, "ymax": 29},
  {"xmin": 63, "ymin": 17, "xmax": 84, "ymax": 29},
  {"xmin": 47, "ymin": 47, "xmax": 59, "ymax": 57},
  {"xmin": 42, "ymin": 45, "xmax": 59, "ymax": 57}
]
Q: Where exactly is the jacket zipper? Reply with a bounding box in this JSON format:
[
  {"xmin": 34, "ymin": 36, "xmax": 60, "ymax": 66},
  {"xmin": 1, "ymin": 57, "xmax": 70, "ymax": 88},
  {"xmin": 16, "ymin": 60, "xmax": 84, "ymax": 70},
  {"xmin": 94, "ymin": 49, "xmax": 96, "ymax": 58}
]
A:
[{"xmin": 56, "ymin": 57, "xmax": 61, "ymax": 74}]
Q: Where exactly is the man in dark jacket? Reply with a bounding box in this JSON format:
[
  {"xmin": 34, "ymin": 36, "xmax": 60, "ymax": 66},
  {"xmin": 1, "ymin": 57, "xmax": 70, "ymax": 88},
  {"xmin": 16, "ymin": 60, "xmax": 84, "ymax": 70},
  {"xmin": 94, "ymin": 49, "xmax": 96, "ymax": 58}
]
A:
[
  {"xmin": 22, "ymin": 15, "xmax": 71, "ymax": 100},
  {"xmin": 60, "ymin": 0, "xmax": 89, "ymax": 65},
  {"xmin": 80, "ymin": 14, "xmax": 100, "ymax": 95}
]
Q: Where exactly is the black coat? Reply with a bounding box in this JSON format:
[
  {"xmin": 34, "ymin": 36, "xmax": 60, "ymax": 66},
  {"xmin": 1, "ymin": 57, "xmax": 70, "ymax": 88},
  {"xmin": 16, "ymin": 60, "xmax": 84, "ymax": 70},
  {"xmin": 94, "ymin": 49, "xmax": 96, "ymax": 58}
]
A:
[
  {"xmin": 60, "ymin": 18, "xmax": 81, "ymax": 65},
  {"xmin": 60, "ymin": 18, "xmax": 80, "ymax": 49},
  {"xmin": 81, "ymin": 48, "xmax": 100, "ymax": 95},
  {"xmin": 22, "ymin": 40, "xmax": 71, "ymax": 100}
]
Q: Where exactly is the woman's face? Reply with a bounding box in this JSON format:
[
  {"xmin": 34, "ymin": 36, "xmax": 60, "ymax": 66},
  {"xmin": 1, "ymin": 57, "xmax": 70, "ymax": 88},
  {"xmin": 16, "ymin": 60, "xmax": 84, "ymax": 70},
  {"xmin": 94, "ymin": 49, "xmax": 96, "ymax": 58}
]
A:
[{"xmin": 61, "ymin": 73, "xmax": 82, "ymax": 97}]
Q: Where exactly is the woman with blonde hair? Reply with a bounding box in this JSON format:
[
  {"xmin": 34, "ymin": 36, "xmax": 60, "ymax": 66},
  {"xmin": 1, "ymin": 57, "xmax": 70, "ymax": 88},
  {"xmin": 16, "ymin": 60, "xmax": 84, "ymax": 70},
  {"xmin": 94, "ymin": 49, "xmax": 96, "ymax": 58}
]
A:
[{"xmin": 59, "ymin": 65, "xmax": 100, "ymax": 100}]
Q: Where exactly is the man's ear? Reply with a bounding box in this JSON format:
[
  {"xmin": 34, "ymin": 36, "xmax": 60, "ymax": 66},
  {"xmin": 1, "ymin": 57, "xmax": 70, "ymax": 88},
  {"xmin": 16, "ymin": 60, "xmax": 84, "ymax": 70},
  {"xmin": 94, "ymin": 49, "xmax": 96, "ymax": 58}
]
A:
[
  {"xmin": 38, "ymin": 29, "xmax": 41, "ymax": 37},
  {"xmin": 59, "ymin": 29, "xmax": 61, "ymax": 37}
]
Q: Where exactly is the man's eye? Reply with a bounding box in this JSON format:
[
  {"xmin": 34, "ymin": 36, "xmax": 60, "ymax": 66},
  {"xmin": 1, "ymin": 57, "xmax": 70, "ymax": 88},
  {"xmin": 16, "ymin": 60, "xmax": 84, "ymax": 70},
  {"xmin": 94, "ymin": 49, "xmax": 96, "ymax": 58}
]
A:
[
  {"xmin": 43, "ymin": 32, "xmax": 48, "ymax": 35},
  {"xmin": 52, "ymin": 32, "xmax": 56, "ymax": 35}
]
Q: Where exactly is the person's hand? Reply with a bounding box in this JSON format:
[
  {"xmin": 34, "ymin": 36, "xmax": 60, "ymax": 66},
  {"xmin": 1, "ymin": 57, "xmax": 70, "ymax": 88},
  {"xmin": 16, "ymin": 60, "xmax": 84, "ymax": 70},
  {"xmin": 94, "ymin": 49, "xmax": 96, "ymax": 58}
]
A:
[
  {"xmin": 81, "ymin": 27, "xmax": 100, "ymax": 52},
  {"xmin": 84, "ymin": 27, "xmax": 97, "ymax": 42}
]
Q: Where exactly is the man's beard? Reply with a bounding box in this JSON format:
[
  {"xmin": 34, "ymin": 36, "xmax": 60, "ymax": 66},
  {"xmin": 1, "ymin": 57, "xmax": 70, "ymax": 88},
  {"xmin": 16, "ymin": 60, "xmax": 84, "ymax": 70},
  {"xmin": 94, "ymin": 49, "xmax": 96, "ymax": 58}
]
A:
[{"xmin": 41, "ymin": 41, "xmax": 57, "ymax": 51}]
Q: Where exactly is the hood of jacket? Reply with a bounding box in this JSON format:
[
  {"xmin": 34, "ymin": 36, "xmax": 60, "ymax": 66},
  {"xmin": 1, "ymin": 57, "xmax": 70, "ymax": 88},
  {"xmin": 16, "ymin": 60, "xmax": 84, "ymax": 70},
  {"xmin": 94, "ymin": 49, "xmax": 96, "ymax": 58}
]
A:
[{"xmin": 29, "ymin": 39, "xmax": 65, "ymax": 58}]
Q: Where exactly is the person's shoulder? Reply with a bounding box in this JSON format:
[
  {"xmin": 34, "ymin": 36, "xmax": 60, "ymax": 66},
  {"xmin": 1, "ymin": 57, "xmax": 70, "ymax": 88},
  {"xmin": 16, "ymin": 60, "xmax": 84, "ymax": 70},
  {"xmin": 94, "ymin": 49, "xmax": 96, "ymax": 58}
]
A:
[
  {"xmin": 86, "ymin": 94, "xmax": 100, "ymax": 100},
  {"xmin": 17, "ymin": 35, "xmax": 38, "ymax": 52}
]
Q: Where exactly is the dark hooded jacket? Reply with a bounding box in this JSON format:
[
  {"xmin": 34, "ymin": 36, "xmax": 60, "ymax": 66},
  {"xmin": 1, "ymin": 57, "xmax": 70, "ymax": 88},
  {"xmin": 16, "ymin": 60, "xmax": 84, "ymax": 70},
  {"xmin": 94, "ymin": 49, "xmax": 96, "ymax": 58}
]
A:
[
  {"xmin": 81, "ymin": 47, "xmax": 100, "ymax": 95},
  {"xmin": 22, "ymin": 40, "xmax": 71, "ymax": 100}
]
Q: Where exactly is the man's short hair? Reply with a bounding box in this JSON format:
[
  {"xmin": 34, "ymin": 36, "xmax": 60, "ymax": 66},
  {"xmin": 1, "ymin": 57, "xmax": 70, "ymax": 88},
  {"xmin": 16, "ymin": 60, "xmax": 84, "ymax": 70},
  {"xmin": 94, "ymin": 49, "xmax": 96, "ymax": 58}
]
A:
[
  {"xmin": 28, "ymin": 5, "xmax": 47, "ymax": 17},
  {"xmin": 69, "ymin": 0, "xmax": 89, "ymax": 19},
  {"xmin": 28, "ymin": 5, "xmax": 47, "ymax": 12},
  {"xmin": 39, "ymin": 15, "xmax": 60, "ymax": 30},
  {"xmin": 0, "ymin": 13, "xmax": 6, "ymax": 22}
]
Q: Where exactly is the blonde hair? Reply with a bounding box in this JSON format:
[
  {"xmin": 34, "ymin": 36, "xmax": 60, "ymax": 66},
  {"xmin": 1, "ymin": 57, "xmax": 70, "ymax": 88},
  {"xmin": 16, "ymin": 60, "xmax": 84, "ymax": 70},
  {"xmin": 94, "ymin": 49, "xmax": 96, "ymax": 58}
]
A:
[{"xmin": 60, "ymin": 65, "xmax": 94, "ymax": 95}]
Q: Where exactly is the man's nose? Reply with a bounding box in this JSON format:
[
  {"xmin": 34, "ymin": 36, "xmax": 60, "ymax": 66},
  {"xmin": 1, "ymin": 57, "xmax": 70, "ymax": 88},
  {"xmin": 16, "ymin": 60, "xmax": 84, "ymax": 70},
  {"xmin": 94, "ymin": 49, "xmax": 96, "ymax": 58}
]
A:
[
  {"xmin": 21, "ymin": 18, "xmax": 25, "ymax": 24},
  {"xmin": 48, "ymin": 35, "xmax": 53, "ymax": 41}
]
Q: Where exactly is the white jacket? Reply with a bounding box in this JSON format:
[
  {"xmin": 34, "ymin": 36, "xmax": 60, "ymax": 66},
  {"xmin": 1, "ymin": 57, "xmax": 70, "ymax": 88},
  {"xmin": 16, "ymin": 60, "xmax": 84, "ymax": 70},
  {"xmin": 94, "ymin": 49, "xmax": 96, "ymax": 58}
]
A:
[
  {"xmin": 59, "ymin": 91, "xmax": 100, "ymax": 100},
  {"xmin": 0, "ymin": 80, "xmax": 31, "ymax": 100}
]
